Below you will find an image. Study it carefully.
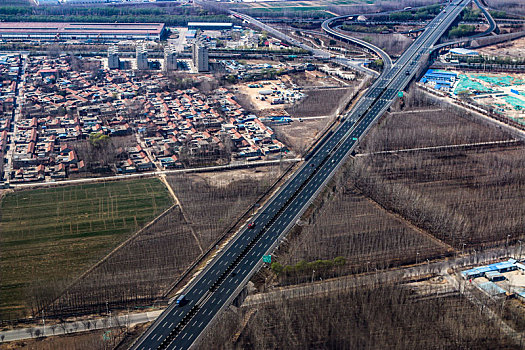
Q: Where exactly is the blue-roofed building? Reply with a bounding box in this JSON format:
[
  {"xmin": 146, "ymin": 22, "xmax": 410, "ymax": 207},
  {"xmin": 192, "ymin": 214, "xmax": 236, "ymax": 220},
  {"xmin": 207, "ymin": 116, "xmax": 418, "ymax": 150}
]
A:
[
  {"xmin": 461, "ymin": 268, "xmax": 483, "ymax": 279},
  {"xmin": 461, "ymin": 259, "xmax": 518, "ymax": 280},
  {"xmin": 420, "ymin": 69, "xmax": 458, "ymax": 92}
]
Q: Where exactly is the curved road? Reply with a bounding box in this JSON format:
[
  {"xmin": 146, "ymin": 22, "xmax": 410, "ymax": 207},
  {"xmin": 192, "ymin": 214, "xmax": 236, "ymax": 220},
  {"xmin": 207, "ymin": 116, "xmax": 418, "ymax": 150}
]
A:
[{"xmin": 321, "ymin": 14, "xmax": 393, "ymax": 71}]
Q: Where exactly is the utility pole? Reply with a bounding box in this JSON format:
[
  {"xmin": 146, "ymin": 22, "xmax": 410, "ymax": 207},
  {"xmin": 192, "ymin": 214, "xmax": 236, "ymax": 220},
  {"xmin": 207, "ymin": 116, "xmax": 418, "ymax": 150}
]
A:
[
  {"xmin": 42, "ymin": 310, "xmax": 45, "ymax": 336},
  {"xmin": 518, "ymin": 240, "xmax": 522, "ymax": 261}
]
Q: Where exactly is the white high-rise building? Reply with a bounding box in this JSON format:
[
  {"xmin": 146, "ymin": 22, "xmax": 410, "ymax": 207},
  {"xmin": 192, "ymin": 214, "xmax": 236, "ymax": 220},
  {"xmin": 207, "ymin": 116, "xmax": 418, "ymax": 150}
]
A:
[
  {"xmin": 136, "ymin": 44, "xmax": 149, "ymax": 70},
  {"xmin": 192, "ymin": 42, "xmax": 209, "ymax": 72},
  {"xmin": 164, "ymin": 45, "xmax": 177, "ymax": 71},
  {"xmin": 108, "ymin": 45, "xmax": 120, "ymax": 70}
]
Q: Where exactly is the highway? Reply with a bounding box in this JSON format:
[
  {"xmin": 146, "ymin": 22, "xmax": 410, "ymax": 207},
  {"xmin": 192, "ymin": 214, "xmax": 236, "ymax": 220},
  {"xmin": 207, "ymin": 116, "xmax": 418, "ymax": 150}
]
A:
[{"xmin": 130, "ymin": 1, "xmax": 471, "ymax": 349}]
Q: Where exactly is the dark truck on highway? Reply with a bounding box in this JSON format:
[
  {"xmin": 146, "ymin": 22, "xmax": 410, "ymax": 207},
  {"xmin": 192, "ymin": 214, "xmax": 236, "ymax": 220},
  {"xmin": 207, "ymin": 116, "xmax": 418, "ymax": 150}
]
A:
[{"xmin": 176, "ymin": 294, "xmax": 187, "ymax": 306}]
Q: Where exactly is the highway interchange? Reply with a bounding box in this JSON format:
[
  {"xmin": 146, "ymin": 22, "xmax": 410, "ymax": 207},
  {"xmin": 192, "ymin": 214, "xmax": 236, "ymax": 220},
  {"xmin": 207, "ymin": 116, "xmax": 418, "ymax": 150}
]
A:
[{"xmin": 131, "ymin": 1, "xmax": 472, "ymax": 349}]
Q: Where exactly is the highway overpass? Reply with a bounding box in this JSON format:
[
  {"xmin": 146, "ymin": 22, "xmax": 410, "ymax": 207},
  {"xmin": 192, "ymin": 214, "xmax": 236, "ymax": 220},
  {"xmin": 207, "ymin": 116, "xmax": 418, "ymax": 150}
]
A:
[
  {"xmin": 230, "ymin": 10, "xmax": 385, "ymax": 76},
  {"xmin": 131, "ymin": 1, "xmax": 473, "ymax": 349}
]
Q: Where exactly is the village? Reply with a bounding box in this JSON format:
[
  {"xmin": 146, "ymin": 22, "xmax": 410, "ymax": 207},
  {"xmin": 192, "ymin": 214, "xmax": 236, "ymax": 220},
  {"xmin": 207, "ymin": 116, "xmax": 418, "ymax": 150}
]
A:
[{"xmin": 3, "ymin": 54, "xmax": 288, "ymax": 183}]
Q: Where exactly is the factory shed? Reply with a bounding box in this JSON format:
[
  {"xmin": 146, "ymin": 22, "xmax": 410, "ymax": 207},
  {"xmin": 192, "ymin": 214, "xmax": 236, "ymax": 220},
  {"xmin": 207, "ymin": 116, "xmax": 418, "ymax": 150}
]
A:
[
  {"xmin": 478, "ymin": 282, "xmax": 507, "ymax": 297},
  {"xmin": 449, "ymin": 48, "xmax": 479, "ymax": 56},
  {"xmin": 0, "ymin": 22, "xmax": 166, "ymax": 41},
  {"xmin": 188, "ymin": 22, "xmax": 233, "ymax": 31},
  {"xmin": 485, "ymin": 271, "xmax": 505, "ymax": 282},
  {"xmin": 420, "ymin": 69, "xmax": 457, "ymax": 83},
  {"xmin": 461, "ymin": 259, "xmax": 518, "ymax": 280},
  {"xmin": 487, "ymin": 259, "xmax": 517, "ymax": 273},
  {"xmin": 461, "ymin": 268, "xmax": 484, "ymax": 279}
]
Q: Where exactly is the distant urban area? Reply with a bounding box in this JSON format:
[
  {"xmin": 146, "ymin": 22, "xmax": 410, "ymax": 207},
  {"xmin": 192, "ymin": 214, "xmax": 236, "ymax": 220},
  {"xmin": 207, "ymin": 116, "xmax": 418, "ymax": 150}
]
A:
[{"xmin": 0, "ymin": 0, "xmax": 524, "ymax": 349}]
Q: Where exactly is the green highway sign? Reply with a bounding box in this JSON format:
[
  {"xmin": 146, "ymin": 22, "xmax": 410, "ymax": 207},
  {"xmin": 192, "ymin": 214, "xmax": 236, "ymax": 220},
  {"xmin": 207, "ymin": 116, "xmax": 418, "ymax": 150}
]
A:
[
  {"xmin": 263, "ymin": 255, "xmax": 272, "ymax": 263},
  {"xmin": 398, "ymin": 91, "xmax": 404, "ymax": 97},
  {"xmin": 103, "ymin": 330, "xmax": 112, "ymax": 341}
]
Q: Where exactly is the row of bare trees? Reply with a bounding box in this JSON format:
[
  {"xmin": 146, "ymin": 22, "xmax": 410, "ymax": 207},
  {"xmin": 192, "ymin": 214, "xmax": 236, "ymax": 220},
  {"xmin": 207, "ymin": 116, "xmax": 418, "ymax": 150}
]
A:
[
  {"xmin": 350, "ymin": 144, "xmax": 525, "ymax": 250},
  {"xmin": 270, "ymin": 161, "xmax": 448, "ymax": 286},
  {"xmin": 198, "ymin": 280, "xmax": 515, "ymax": 349}
]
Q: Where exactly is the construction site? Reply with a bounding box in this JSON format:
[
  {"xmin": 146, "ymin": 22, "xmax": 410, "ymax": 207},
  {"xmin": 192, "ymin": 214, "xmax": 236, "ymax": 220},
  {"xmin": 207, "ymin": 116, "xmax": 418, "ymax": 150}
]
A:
[{"xmin": 420, "ymin": 69, "xmax": 525, "ymax": 126}]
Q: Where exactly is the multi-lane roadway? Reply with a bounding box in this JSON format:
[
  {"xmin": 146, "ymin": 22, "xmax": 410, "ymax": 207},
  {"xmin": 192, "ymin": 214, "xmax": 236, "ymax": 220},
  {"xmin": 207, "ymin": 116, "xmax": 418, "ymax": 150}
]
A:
[{"xmin": 131, "ymin": 1, "xmax": 471, "ymax": 349}]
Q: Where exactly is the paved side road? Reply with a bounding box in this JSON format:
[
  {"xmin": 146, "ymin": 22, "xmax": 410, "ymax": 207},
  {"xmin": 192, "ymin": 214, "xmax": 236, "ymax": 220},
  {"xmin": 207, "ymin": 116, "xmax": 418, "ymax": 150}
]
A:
[
  {"xmin": 0, "ymin": 310, "xmax": 162, "ymax": 343},
  {"xmin": 9, "ymin": 158, "xmax": 301, "ymax": 189}
]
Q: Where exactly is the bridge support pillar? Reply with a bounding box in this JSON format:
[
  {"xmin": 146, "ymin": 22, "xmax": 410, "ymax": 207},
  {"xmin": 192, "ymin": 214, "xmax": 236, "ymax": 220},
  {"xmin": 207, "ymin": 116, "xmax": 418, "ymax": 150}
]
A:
[{"xmin": 232, "ymin": 281, "xmax": 254, "ymax": 307}]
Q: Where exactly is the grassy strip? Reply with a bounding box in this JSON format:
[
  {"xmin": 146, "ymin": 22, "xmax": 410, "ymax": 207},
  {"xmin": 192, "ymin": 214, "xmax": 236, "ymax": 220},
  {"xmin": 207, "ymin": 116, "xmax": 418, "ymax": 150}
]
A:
[{"xmin": 0, "ymin": 178, "xmax": 172, "ymax": 319}]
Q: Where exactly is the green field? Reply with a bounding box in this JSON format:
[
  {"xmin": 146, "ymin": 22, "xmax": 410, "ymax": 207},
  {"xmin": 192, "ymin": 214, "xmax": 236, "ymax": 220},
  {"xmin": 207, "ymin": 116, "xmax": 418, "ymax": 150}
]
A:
[{"xmin": 0, "ymin": 178, "xmax": 172, "ymax": 319}]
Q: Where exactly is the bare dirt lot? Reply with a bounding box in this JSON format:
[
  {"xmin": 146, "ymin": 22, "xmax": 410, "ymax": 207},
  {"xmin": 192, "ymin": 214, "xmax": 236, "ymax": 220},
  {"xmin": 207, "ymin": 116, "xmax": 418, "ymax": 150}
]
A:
[
  {"xmin": 478, "ymin": 36, "xmax": 525, "ymax": 58},
  {"xmin": 286, "ymin": 87, "xmax": 355, "ymax": 118},
  {"xmin": 272, "ymin": 116, "xmax": 334, "ymax": 155},
  {"xmin": 235, "ymin": 79, "xmax": 303, "ymax": 111},
  {"xmin": 283, "ymin": 70, "xmax": 347, "ymax": 87}
]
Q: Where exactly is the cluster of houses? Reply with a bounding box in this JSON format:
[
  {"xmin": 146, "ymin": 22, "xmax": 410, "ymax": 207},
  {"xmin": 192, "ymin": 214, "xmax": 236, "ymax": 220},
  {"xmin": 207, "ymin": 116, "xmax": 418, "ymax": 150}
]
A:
[
  {"xmin": 9, "ymin": 54, "xmax": 287, "ymax": 182},
  {"xmin": 0, "ymin": 54, "xmax": 21, "ymax": 176},
  {"xmin": 138, "ymin": 86, "xmax": 287, "ymax": 170}
]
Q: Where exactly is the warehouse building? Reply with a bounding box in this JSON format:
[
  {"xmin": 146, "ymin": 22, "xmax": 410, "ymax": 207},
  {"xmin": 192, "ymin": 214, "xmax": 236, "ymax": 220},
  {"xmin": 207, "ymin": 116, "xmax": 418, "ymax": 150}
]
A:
[
  {"xmin": 188, "ymin": 22, "xmax": 233, "ymax": 31},
  {"xmin": 420, "ymin": 69, "xmax": 458, "ymax": 92},
  {"xmin": 0, "ymin": 22, "xmax": 166, "ymax": 41},
  {"xmin": 461, "ymin": 259, "xmax": 518, "ymax": 280}
]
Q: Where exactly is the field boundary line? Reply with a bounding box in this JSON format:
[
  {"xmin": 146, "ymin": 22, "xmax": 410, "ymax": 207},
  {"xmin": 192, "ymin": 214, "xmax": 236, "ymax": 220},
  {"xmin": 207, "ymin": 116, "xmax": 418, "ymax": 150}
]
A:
[
  {"xmin": 357, "ymin": 185, "xmax": 455, "ymax": 253},
  {"xmin": 157, "ymin": 173, "xmax": 203, "ymax": 252},
  {"xmin": 389, "ymin": 108, "xmax": 443, "ymax": 115},
  {"xmin": 43, "ymin": 202, "xmax": 178, "ymax": 315},
  {"xmin": 350, "ymin": 180, "xmax": 455, "ymax": 254},
  {"xmin": 356, "ymin": 139, "xmax": 522, "ymax": 156}
]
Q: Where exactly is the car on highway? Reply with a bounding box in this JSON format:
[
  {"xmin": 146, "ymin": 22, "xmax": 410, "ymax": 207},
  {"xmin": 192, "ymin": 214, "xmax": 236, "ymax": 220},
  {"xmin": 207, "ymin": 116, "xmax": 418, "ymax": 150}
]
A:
[{"xmin": 248, "ymin": 222, "xmax": 255, "ymax": 229}]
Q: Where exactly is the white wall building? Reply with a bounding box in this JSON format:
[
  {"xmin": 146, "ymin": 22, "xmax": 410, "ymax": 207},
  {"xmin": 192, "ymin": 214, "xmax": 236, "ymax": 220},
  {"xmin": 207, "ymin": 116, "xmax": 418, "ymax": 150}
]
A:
[
  {"xmin": 164, "ymin": 45, "xmax": 177, "ymax": 71},
  {"xmin": 192, "ymin": 42, "xmax": 209, "ymax": 72},
  {"xmin": 136, "ymin": 44, "xmax": 149, "ymax": 70},
  {"xmin": 108, "ymin": 45, "xmax": 120, "ymax": 69}
]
